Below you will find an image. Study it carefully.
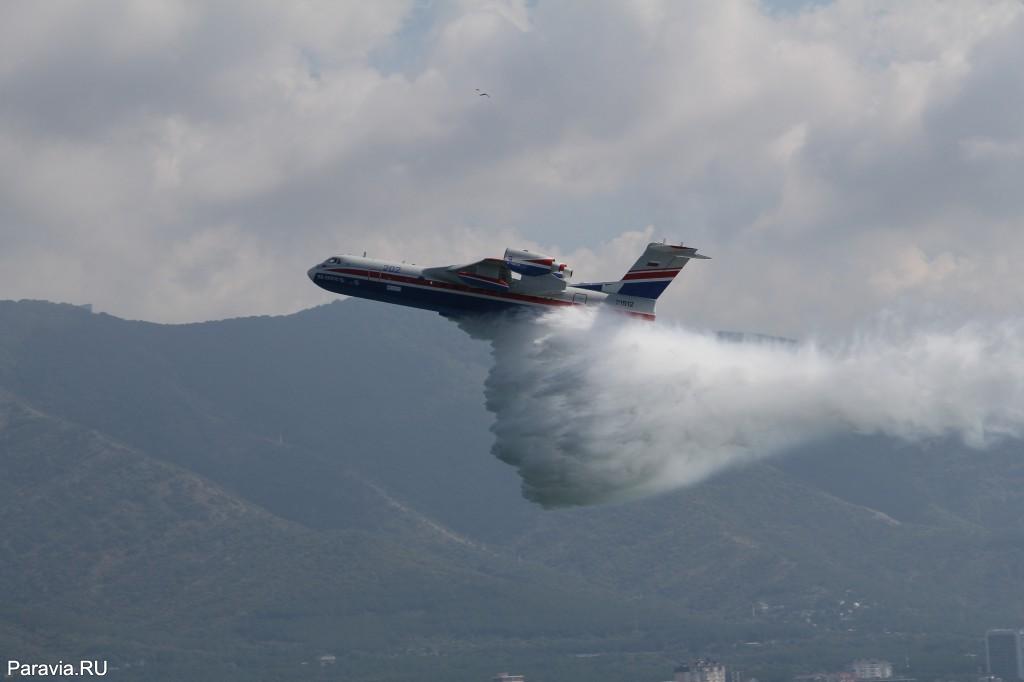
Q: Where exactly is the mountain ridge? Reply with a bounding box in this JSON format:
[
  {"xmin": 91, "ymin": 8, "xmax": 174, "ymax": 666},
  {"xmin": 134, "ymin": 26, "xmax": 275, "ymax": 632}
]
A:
[{"xmin": 2, "ymin": 298, "xmax": 1023, "ymax": 681}]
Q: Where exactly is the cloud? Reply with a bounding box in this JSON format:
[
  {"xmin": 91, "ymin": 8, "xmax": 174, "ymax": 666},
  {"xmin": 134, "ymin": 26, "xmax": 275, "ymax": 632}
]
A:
[
  {"xmin": 0, "ymin": 0, "xmax": 1022, "ymax": 330},
  {"xmin": 475, "ymin": 306, "xmax": 1024, "ymax": 507}
]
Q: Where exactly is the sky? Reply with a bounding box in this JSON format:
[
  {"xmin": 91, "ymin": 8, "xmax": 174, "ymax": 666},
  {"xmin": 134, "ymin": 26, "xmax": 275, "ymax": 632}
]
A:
[{"xmin": 1, "ymin": 0, "xmax": 1022, "ymax": 337}]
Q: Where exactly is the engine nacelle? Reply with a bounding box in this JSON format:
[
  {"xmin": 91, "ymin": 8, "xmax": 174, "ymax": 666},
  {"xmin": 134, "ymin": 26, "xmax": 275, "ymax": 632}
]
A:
[{"xmin": 504, "ymin": 248, "xmax": 573, "ymax": 279}]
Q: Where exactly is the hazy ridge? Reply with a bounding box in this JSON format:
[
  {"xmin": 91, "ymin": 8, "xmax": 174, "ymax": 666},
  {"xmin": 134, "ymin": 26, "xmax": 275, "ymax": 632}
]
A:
[{"xmin": 2, "ymin": 299, "xmax": 1023, "ymax": 681}]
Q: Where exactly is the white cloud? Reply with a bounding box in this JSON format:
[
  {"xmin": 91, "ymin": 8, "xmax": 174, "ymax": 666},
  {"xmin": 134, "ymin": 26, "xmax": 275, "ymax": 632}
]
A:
[{"xmin": 0, "ymin": 0, "xmax": 1022, "ymax": 330}]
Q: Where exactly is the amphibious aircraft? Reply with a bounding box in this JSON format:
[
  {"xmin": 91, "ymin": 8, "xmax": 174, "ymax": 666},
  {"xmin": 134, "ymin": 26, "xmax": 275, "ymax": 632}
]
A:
[{"xmin": 307, "ymin": 242, "xmax": 708, "ymax": 321}]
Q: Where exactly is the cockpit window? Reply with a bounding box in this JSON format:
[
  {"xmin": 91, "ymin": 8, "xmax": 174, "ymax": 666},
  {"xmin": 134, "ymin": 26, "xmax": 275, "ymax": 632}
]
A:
[{"xmin": 324, "ymin": 257, "xmax": 341, "ymax": 265}]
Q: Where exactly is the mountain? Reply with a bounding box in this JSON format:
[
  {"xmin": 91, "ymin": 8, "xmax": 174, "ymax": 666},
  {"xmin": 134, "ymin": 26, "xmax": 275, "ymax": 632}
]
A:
[
  {"xmin": 0, "ymin": 386, "xmax": 645, "ymax": 681},
  {"xmin": 2, "ymin": 298, "xmax": 1023, "ymax": 681}
]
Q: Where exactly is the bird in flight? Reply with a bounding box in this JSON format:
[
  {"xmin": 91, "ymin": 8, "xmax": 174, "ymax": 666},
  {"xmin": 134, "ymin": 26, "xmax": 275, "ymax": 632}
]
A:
[{"xmin": 475, "ymin": 88, "xmax": 491, "ymax": 98}]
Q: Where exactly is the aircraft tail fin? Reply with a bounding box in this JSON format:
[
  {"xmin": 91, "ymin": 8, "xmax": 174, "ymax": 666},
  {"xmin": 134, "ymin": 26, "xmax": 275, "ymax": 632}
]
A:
[{"xmin": 612, "ymin": 242, "xmax": 708, "ymax": 300}]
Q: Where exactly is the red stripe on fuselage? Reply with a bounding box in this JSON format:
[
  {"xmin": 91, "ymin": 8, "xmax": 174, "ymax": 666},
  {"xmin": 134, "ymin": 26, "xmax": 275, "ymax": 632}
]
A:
[
  {"xmin": 325, "ymin": 267, "xmax": 657, "ymax": 320},
  {"xmin": 327, "ymin": 267, "xmax": 575, "ymax": 308}
]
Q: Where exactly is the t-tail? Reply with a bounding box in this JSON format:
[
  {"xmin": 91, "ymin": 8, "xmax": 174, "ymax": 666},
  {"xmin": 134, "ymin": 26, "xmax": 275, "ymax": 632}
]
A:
[
  {"xmin": 617, "ymin": 242, "xmax": 708, "ymax": 299},
  {"xmin": 574, "ymin": 242, "xmax": 709, "ymax": 318}
]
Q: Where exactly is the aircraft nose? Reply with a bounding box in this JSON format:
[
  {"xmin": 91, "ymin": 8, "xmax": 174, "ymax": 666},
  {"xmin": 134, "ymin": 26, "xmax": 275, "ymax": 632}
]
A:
[{"xmin": 307, "ymin": 266, "xmax": 318, "ymax": 282}]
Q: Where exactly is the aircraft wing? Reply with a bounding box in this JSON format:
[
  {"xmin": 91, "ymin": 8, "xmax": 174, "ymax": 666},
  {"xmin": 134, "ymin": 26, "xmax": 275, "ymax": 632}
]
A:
[{"xmin": 424, "ymin": 257, "xmax": 512, "ymax": 292}]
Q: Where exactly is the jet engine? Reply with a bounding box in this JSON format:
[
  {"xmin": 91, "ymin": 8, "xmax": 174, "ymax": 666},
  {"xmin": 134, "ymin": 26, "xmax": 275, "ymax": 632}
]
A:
[{"xmin": 504, "ymin": 248, "xmax": 573, "ymax": 279}]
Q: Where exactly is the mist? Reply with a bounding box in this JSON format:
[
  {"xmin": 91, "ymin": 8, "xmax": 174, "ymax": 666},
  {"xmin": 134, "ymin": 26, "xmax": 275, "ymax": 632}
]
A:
[{"xmin": 466, "ymin": 308, "xmax": 1024, "ymax": 507}]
